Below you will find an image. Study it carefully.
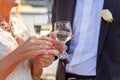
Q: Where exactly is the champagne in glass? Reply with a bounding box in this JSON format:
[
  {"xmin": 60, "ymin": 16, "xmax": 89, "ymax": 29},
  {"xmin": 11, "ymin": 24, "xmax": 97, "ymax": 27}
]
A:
[
  {"xmin": 56, "ymin": 31, "xmax": 72, "ymax": 43},
  {"xmin": 33, "ymin": 14, "xmax": 52, "ymax": 36},
  {"xmin": 34, "ymin": 24, "xmax": 52, "ymax": 36}
]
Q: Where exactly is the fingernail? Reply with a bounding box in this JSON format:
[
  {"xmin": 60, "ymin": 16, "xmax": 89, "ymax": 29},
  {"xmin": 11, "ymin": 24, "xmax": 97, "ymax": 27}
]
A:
[
  {"xmin": 50, "ymin": 38, "xmax": 53, "ymax": 40},
  {"xmin": 35, "ymin": 54, "xmax": 41, "ymax": 58},
  {"xmin": 45, "ymin": 49, "xmax": 52, "ymax": 54}
]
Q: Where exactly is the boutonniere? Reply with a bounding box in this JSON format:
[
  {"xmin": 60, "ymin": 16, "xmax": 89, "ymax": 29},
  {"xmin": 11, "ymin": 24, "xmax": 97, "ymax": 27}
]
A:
[{"xmin": 100, "ymin": 9, "xmax": 113, "ymax": 23}]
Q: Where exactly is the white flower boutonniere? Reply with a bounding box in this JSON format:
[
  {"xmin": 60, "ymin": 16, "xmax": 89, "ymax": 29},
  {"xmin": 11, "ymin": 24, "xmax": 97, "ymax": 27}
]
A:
[{"xmin": 100, "ymin": 9, "xmax": 113, "ymax": 23}]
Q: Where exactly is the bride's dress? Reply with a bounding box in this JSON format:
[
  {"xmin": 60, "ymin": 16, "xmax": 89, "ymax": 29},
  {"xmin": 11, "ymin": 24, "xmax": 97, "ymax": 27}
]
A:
[{"xmin": 0, "ymin": 17, "xmax": 32, "ymax": 80}]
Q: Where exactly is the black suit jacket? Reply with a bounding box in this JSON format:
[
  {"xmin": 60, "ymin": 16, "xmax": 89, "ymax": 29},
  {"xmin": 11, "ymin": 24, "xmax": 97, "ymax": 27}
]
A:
[{"xmin": 52, "ymin": 0, "xmax": 120, "ymax": 80}]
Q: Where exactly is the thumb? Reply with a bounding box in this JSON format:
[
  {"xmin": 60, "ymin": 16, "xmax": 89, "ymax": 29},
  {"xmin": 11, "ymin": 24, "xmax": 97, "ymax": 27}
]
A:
[{"xmin": 49, "ymin": 32, "xmax": 56, "ymax": 39}]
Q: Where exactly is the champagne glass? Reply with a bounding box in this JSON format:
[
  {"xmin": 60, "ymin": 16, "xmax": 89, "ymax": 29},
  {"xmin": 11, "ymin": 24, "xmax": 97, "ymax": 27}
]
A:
[
  {"xmin": 54, "ymin": 21, "xmax": 72, "ymax": 59},
  {"xmin": 33, "ymin": 14, "xmax": 52, "ymax": 36}
]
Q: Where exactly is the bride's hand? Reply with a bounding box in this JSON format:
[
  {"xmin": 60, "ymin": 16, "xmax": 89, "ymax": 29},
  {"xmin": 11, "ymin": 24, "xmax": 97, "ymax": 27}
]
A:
[
  {"xmin": 32, "ymin": 51, "xmax": 58, "ymax": 80},
  {"xmin": 13, "ymin": 36, "xmax": 56, "ymax": 62}
]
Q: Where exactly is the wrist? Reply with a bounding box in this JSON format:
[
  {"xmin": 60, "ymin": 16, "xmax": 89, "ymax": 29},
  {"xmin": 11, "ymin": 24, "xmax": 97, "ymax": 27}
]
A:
[
  {"xmin": 7, "ymin": 50, "xmax": 21, "ymax": 65},
  {"xmin": 32, "ymin": 75, "xmax": 40, "ymax": 80},
  {"xmin": 31, "ymin": 68, "xmax": 43, "ymax": 80},
  {"xmin": 32, "ymin": 72, "xmax": 42, "ymax": 80},
  {"xmin": 12, "ymin": 47, "xmax": 25, "ymax": 62}
]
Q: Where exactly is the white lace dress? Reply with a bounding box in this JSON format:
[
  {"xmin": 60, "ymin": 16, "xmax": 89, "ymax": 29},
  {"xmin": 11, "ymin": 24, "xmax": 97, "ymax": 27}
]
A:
[{"xmin": 0, "ymin": 17, "xmax": 32, "ymax": 80}]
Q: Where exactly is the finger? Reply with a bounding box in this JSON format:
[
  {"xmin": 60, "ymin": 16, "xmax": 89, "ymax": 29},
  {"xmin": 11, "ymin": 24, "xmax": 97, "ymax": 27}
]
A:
[
  {"xmin": 51, "ymin": 40, "xmax": 65, "ymax": 53},
  {"xmin": 35, "ymin": 40, "xmax": 53, "ymax": 46},
  {"xmin": 27, "ymin": 49, "xmax": 58, "ymax": 57},
  {"xmin": 23, "ymin": 36, "xmax": 53, "ymax": 49},
  {"xmin": 36, "ymin": 57, "xmax": 51, "ymax": 67},
  {"xmin": 27, "ymin": 36, "xmax": 48, "ymax": 40},
  {"xmin": 34, "ymin": 36, "xmax": 53, "ymax": 42},
  {"xmin": 49, "ymin": 32, "xmax": 56, "ymax": 39},
  {"xmin": 31, "ymin": 45, "xmax": 50, "ymax": 50},
  {"xmin": 58, "ymin": 45, "xmax": 67, "ymax": 53},
  {"xmin": 45, "ymin": 49, "xmax": 59, "ymax": 55},
  {"xmin": 24, "ymin": 40, "xmax": 53, "ymax": 50},
  {"xmin": 48, "ymin": 54, "xmax": 55, "ymax": 61},
  {"xmin": 26, "ymin": 36, "xmax": 52, "ymax": 45},
  {"xmin": 38, "ymin": 54, "xmax": 55, "ymax": 61},
  {"xmin": 52, "ymin": 40, "xmax": 64, "ymax": 46},
  {"xmin": 39, "ymin": 61, "xmax": 50, "ymax": 67},
  {"xmin": 36, "ymin": 54, "xmax": 55, "ymax": 67},
  {"xmin": 37, "ymin": 58, "xmax": 53, "ymax": 67},
  {"xmin": 19, "ymin": 44, "xmax": 50, "ymax": 56},
  {"xmin": 28, "ymin": 38, "xmax": 53, "ymax": 45},
  {"xmin": 24, "ymin": 49, "xmax": 46, "ymax": 58}
]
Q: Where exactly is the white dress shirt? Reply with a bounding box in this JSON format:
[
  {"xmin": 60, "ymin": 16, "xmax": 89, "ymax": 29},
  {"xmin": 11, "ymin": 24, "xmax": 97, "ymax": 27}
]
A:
[{"xmin": 66, "ymin": 0, "xmax": 104, "ymax": 75}]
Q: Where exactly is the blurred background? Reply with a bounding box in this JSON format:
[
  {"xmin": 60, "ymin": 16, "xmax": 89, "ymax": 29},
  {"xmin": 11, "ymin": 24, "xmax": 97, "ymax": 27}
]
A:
[
  {"xmin": 12, "ymin": 0, "xmax": 58, "ymax": 80},
  {"xmin": 12, "ymin": 0, "xmax": 53, "ymax": 35},
  {"xmin": 24, "ymin": 0, "xmax": 53, "ymax": 13}
]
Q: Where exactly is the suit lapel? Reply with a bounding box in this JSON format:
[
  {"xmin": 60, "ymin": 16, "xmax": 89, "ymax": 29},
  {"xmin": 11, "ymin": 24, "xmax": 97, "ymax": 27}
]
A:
[
  {"xmin": 55, "ymin": 0, "xmax": 76, "ymax": 26},
  {"xmin": 66, "ymin": 0, "xmax": 76, "ymax": 27},
  {"xmin": 97, "ymin": 0, "xmax": 117, "ymax": 60},
  {"xmin": 65, "ymin": 0, "xmax": 76, "ymax": 52}
]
